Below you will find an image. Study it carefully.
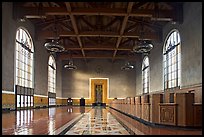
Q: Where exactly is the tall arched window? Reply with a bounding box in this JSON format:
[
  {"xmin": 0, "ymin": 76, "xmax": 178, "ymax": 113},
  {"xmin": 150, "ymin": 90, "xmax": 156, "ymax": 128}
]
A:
[
  {"xmin": 163, "ymin": 29, "xmax": 181, "ymax": 89},
  {"xmin": 142, "ymin": 56, "xmax": 150, "ymax": 94},
  {"xmin": 15, "ymin": 27, "xmax": 34, "ymax": 109},
  {"xmin": 48, "ymin": 55, "xmax": 56, "ymax": 106},
  {"xmin": 48, "ymin": 55, "xmax": 56, "ymax": 93}
]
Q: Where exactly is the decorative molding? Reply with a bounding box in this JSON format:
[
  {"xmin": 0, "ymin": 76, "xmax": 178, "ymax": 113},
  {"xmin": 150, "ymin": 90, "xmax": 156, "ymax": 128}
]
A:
[
  {"xmin": 142, "ymin": 103, "xmax": 150, "ymax": 121},
  {"xmin": 159, "ymin": 104, "xmax": 177, "ymax": 125}
]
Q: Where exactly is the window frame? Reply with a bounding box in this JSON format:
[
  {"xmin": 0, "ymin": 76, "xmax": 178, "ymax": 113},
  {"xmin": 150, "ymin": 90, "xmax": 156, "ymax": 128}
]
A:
[
  {"xmin": 15, "ymin": 27, "xmax": 34, "ymax": 109},
  {"xmin": 142, "ymin": 56, "xmax": 150, "ymax": 94},
  {"xmin": 163, "ymin": 29, "xmax": 181, "ymax": 90},
  {"xmin": 48, "ymin": 55, "xmax": 56, "ymax": 94}
]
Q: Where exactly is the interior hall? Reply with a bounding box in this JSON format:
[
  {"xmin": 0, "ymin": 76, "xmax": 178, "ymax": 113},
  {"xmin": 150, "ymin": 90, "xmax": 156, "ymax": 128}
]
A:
[{"xmin": 2, "ymin": 2, "xmax": 202, "ymax": 135}]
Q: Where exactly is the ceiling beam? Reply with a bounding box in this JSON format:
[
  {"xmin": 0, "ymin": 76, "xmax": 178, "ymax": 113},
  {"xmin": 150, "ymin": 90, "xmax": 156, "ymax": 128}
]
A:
[
  {"xmin": 133, "ymin": 2, "xmax": 147, "ymax": 9},
  {"xmin": 58, "ymin": 53, "xmax": 139, "ymax": 61},
  {"xmin": 65, "ymin": 2, "xmax": 86, "ymax": 61},
  {"xmin": 103, "ymin": 17, "xmax": 121, "ymax": 28},
  {"xmin": 64, "ymin": 47, "xmax": 115, "ymax": 51},
  {"xmin": 64, "ymin": 38, "xmax": 78, "ymax": 45},
  {"xmin": 128, "ymin": 18, "xmax": 162, "ymax": 30},
  {"xmin": 37, "ymin": 30, "xmax": 160, "ymax": 40},
  {"xmin": 80, "ymin": 16, "xmax": 96, "ymax": 30},
  {"xmin": 63, "ymin": 45, "xmax": 132, "ymax": 51},
  {"xmin": 112, "ymin": 2, "xmax": 134, "ymax": 61},
  {"xmin": 13, "ymin": 5, "xmax": 179, "ymax": 22},
  {"xmin": 58, "ymin": 21, "xmax": 74, "ymax": 31},
  {"xmin": 125, "ymin": 23, "xmax": 138, "ymax": 33}
]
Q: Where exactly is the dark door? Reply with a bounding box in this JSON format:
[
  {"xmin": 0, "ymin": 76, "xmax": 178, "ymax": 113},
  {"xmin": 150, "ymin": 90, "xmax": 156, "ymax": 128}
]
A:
[{"xmin": 95, "ymin": 84, "xmax": 103, "ymax": 103}]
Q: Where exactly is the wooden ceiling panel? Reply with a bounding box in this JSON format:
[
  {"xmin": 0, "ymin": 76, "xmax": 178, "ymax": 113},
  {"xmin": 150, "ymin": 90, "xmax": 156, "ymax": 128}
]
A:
[{"xmin": 13, "ymin": 2, "xmax": 183, "ymax": 61}]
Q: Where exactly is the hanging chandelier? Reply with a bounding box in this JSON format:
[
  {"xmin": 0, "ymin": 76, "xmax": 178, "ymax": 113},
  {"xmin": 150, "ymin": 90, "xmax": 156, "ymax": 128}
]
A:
[
  {"xmin": 44, "ymin": 39, "xmax": 65, "ymax": 52},
  {"xmin": 132, "ymin": 22, "xmax": 153, "ymax": 53},
  {"xmin": 64, "ymin": 60, "xmax": 77, "ymax": 70},
  {"xmin": 132, "ymin": 40, "xmax": 153, "ymax": 53},
  {"xmin": 121, "ymin": 62, "xmax": 134, "ymax": 70},
  {"xmin": 44, "ymin": 19, "xmax": 65, "ymax": 53},
  {"xmin": 64, "ymin": 50, "xmax": 77, "ymax": 70}
]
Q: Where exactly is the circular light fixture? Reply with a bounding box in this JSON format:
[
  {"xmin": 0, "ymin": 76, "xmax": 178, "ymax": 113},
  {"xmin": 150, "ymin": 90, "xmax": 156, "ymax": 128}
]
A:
[
  {"xmin": 64, "ymin": 60, "xmax": 77, "ymax": 70},
  {"xmin": 133, "ymin": 40, "xmax": 153, "ymax": 53},
  {"xmin": 44, "ymin": 39, "xmax": 65, "ymax": 52},
  {"xmin": 121, "ymin": 62, "xmax": 134, "ymax": 70}
]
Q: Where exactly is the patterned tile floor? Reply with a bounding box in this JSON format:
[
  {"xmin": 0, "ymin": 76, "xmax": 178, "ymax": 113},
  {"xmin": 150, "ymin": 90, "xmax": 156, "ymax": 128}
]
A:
[{"xmin": 65, "ymin": 106, "xmax": 130, "ymax": 135}]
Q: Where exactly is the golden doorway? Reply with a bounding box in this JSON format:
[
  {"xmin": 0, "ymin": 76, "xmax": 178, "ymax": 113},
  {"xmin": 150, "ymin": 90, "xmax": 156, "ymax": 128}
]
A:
[{"xmin": 90, "ymin": 79, "xmax": 108, "ymax": 105}]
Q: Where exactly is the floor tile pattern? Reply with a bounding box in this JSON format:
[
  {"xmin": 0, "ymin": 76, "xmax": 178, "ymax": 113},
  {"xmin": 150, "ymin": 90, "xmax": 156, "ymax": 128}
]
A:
[{"xmin": 65, "ymin": 107, "xmax": 130, "ymax": 135}]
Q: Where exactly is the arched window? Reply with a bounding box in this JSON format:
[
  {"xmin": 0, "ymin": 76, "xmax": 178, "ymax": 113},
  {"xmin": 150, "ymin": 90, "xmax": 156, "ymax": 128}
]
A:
[
  {"xmin": 163, "ymin": 29, "xmax": 181, "ymax": 89},
  {"xmin": 48, "ymin": 55, "xmax": 56, "ymax": 93},
  {"xmin": 15, "ymin": 27, "xmax": 34, "ymax": 109},
  {"xmin": 48, "ymin": 55, "xmax": 56, "ymax": 106},
  {"xmin": 142, "ymin": 56, "xmax": 150, "ymax": 94}
]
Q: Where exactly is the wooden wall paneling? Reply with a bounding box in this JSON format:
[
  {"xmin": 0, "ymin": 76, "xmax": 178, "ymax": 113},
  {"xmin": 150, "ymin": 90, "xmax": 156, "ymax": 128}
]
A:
[
  {"xmin": 175, "ymin": 93, "xmax": 194, "ymax": 127},
  {"xmin": 141, "ymin": 95, "xmax": 150, "ymax": 121},
  {"xmin": 193, "ymin": 103, "xmax": 202, "ymax": 127},
  {"xmin": 135, "ymin": 96, "xmax": 141, "ymax": 118},
  {"xmin": 150, "ymin": 94, "xmax": 163, "ymax": 124},
  {"xmin": 159, "ymin": 103, "xmax": 177, "ymax": 126}
]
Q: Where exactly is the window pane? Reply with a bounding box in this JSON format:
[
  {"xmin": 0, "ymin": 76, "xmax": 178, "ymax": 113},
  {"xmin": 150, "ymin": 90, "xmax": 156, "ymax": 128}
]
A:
[
  {"xmin": 27, "ymin": 96, "xmax": 30, "ymax": 107},
  {"xmin": 17, "ymin": 95, "xmax": 21, "ymax": 107},
  {"xmin": 24, "ymin": 96, "xmax": 27, "ymax": 107},
  {"xmin": 31, "ymin": 96, "xmax": 33, "ymax": 107},
  {"xmin": 21, "ymin": 95, "xmax": 24, "ymax": 107},
  {"xmin": 142, "ymin": 56, "xmax": 150, "ymax": 94}
]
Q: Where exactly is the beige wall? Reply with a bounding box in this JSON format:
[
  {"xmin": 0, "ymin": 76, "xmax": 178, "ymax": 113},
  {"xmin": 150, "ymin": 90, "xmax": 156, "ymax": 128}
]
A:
[
  {"xmin": 62, "ymin": 59, "xmax": 137, "ymax": 99},
  {"xmin": 136, "ymin": 2, "xmax": 202, "ymax": 100}
]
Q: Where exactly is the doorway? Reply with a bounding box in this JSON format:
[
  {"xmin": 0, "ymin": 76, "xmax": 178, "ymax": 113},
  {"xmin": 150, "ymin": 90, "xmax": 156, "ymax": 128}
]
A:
[
  {"xmin": 95, "ymin": 84, "xmax": 103, "ymax": 103},
  {"xmin": 90, "ymin": 78, "xmax": 108, "ymax": 106}
]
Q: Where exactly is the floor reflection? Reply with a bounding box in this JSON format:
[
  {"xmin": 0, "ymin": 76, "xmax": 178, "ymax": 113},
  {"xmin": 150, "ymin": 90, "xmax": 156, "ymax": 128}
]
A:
[
  {"xmin": 2, "ymin": 106, "xmax": 202, "ymax": 135},
  {"xmin": 2, "ymin": 106, "xmax": 91, "ymax": 135}
]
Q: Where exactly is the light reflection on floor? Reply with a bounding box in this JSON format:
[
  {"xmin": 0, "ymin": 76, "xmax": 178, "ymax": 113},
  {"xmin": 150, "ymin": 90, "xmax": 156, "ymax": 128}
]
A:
[
  {"xmin": 2, "ymin": 106, "xmax": 90, "ymax": 135},
  {"xmin": 2, "ymin": 106, "xmax": 202, "ymax": 135},
  {"xmin": 65, "ymin": 107, "xmax": 130, "ymax": 135}
]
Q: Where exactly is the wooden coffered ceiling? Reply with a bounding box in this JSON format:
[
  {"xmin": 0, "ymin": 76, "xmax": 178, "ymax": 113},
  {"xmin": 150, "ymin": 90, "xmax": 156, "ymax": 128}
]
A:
[{"xmin": 13, "ymin": 2, "xmax": 183, "ymax": 62}]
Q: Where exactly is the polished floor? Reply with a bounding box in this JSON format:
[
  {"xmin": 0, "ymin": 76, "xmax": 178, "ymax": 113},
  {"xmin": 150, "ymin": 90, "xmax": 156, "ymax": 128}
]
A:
[{"xmin": 2, "ymin": 106, "xmax": 202, "ymax": 135}]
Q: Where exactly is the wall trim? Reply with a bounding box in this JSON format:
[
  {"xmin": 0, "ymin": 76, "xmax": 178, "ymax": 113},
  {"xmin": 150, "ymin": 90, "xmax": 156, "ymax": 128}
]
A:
[
  {"xmin": 2, "ymin": 90, "xmax": 15, "ymax": 94},
  {"xmin": 56, "ymin": 97, "xmax": 68, "ymax": 99},
  {"xmin": 34, "ymin": 94, "xmax": 48, "ymax": 98},
  {"xmin": 117, "ymin": 98, "xmax": 125, "ymax": 99},
  {"xmin": 181, "ymin": 83, "xmax": 202, "ymax": 89}
]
